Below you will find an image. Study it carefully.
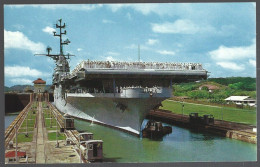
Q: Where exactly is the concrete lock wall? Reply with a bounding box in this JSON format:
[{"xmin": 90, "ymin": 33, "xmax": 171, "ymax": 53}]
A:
[
  {"xmin": 5, "ymin": 93, "xmax": 31, "ymax": 113},
  {"xmin": 5, "ymin": 93, "xmax": 53, "ymax": 113},
  {"xmin": 49, "ymin": 93, "xmax": 54, "ymax": 102},
  {"xmin": 33, "ymin": 93, "xmax": 52, "ymax": 102}
]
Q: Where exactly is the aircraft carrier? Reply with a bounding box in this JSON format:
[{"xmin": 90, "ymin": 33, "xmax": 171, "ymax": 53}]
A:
[{"xmin": 38, "ymin": 19, "xmax": 208, "ymax": 135}]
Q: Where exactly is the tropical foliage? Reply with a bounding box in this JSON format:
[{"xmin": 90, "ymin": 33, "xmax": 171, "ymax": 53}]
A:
[{"xmin": 173, "ymin": 77, "xmax": 256, "ymax": 104}]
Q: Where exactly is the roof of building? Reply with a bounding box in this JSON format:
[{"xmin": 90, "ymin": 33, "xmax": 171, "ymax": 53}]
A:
[
  {"xmin": 244, "ymin": 98, "xmax": 256, "ymax": 101},
  {"xmin": 33, "ymin": 78, "xmax": 46, "ymax": 84},
  {"xmin": 5, "ymin": 151, "xmax": 26, "ymax": 158},
  {"xmin": 225, "ymin": 96, "xmax": 250, "ymax": 101}
]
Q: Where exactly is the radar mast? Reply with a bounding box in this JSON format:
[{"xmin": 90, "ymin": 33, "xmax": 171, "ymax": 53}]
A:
[{"xmin": 35, "ymin": 19, "xmax": 75, "ymax": 85}]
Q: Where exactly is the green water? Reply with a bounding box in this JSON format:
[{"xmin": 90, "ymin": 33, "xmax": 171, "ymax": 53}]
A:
[
  {"xmin": 74, "ymin": 119, "xmax": 257, "ymax": 162},
  {"xmin": 5, "ymin": 114, "xmax": 256, "ymax": 162}
]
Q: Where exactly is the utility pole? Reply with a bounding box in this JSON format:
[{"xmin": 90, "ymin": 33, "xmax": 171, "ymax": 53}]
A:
[
  {"xmin": 26, "ymin": 112, "xmax": 28, "ymax": 137},
  {"xmin": 15, "ymin": 125, "xmax": 18, "ymax": 163},
  {"xmin": 78, "ymin": 135, "xmax": 82, "ymax": 163},
  {"xmin": 50, "ymin": 112, "xmax": 52, "ymax": 128},
  {"xmin": 182, "ymin": 101, "xmax": 184, "ymax": 118},
  {"xmin": 221, "ymin": 106, "xmax": 223, "ymax": 123},
  {"xmin": 79, "ymin": 142, "xmax": 81, "ymax": 163},
  {"xmin": 55, "ymin": 112, "xmax": 59, "ymax": 148}
]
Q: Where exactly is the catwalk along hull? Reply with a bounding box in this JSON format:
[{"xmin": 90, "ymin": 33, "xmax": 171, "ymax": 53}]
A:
[{"xmin": 54, "ymin": 94, "xmax": 167, "ymax": 135}]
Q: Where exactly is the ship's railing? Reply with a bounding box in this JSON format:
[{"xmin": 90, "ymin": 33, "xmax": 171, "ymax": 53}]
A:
[
  {"xmin": 68, "ymin": 86, "xmax": 161, "ymax": 94},
  {"xmin": 82, "ymin": 60, "xmax": 204, "ymax": 70},
  {"xmin": 70, "ymin": 61, "xmax": 86, "ymax": 78},
  {"xmin": 69, "ymin": 60, "xmax": 204, "ymax": 77}
]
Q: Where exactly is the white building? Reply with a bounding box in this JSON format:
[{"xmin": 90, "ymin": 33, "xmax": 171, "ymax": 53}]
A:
[{"xmin": 225, "ymin": 96, "xmax": 256, "ymax": 107}]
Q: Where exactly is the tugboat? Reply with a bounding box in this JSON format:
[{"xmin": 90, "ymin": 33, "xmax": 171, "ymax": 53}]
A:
[{"xmin": 142, "ymin": 120, "xmax": 172, "ymax": 139}]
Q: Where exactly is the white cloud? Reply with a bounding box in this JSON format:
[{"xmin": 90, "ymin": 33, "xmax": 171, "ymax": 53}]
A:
[
  {"xmin": 209, "ymin": 41, "xmax": 256, "ymax": 61},
  {"xmin": 8, "ymin": 4, "xmax": 103, "ymax": 11},
  {"xmin": 77, "ymin": 48, "xmax": 83, "ymax": 52},
  {"xmin": 7, "ymin": 4, "xmax": 185, "ymax": 17},
  {"xmin": 107, "ymin": 4, "xmax": 165, "ymax": 15},
  {"xmin": 151, "ymin": 19, "xmax": 214, "ymax": 34},
  {"xmin": 102, "ymin": 19, "xmax": 115, "ymax": 24},
  {"xmin": 157, "ymin": 50, "xmax": 175, "ymax": 56},
  {"xmin": 126, "ymin": 12, "xmax": 132, "ymax": 20},
  {"xmin": 107, "ymin": 52, "xmax": 119, "ymax": 56},
  {"xmin": 249, "ymin": 59, "xmax": 256, "ymax": 67},
  {"xmin": 251, "ymin": 3, "xmax": 256, "ymax": 8},
  {"xmin": 209, "ymin": 39, "xmax": 256, "ymax": 72},
  {"xmin": 42, "ymin": 26, "xmax": 55, "ymax": 35},
  {"xmin": 146, "ymin": 39, "xmax": 158, "ymax": 45},
  {"xmin": 4, "ymin": 29, "xmax": 45, "ymax": 54},
  {"xmin": 216, "ymin": 62, "xmax": 245, "ymax": 71},
  {"xmin": 5, "ymin": 66, "xmax": 46, "ymax": 77},
  {"xmin": 10, "ymin": 78, "xmax": 33, "ymax": 85},
  {"xmin": 105, "ymin": 56, "xmax": 116, "ymax": 61},
  {"xmin": 107, "ymin": 4, "xmax": 126, "ymax": 12}
]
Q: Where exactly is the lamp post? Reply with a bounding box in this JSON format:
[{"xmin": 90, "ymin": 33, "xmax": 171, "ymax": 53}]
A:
[
  {"xmin": 79, "ymin": 143, "xmax": 82, "ymax": 163},
  {"xmin": 50, "ymin": 111, "xmax": 52, "ymax": 128},
  {"xmin": 78, "ymin": 134, "xmax": 82, "ymax": 163},
  {"xmin": 49, "ymin": 106, "xmax": 51, "ymax": 123},
  {"xmin": 55, "ymin": 111, "xmax": 59, "ymax": 148},
  {"xmin": 26, "ymin": 112, "xmax": 28, "ymax": 137},
  {"xmin": 221, "ymin": 105, "xmax": 223, "ymax": 123},
  {"xmin": 181, "ymin": 101, "xmax": 184, "ymax": 118},
  {"xmin": 15, "ymin": 125, "xmax": 18, "ymax": 163}
]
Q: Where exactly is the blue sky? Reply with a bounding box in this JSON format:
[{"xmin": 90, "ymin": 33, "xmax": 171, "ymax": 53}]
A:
[{"xmin": 4, "ymin": 3, "xmax": 256, "ymax": 87}]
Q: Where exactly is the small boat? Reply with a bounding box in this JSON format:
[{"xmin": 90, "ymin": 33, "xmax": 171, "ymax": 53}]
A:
[{"xmin": 142, "ymin": 120, "xmax": 172, "ymax": 138}]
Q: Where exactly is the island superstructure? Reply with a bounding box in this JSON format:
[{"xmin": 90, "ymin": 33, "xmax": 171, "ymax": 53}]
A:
[{"xmin": 37, "ymin": 19, "xmax": 208, "ymax": 135}]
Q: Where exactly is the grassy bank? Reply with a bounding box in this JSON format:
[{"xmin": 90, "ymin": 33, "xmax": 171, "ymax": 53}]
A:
[
  {"xmin": 43, "ymin": 109, "xmax": 58, "ymax": 130},
  {"xmin": 19, "ymin": 110, "xmax": 36, "ymax": 134},
  {"xmin": 161, "ymin": 100, "xmax": 256, "ymax": 125},
  {"xmin": 16, "ymin": 106, "xmax": 36, "ymax": 142},
  {"xmin": 43, "ymin": 107, "xmax": 64, "ymax": 138},
  {"xmin": 48, "ymin": 132, "xmax": 66, "ymax": 140},
  {"xmin": 14, "ymin": 133, "xmax": 33, "ymax": 143}
]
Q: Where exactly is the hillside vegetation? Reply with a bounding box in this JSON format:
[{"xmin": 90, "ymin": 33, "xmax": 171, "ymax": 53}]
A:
[
  {"xmin": 208, "ymin": 77, "xmax": 256, "ymax": 91},
  {"xmin": 4, "ymin": 85, "xmax": 52, "ymax": 93},
  {"xmin": 162, "ymin": 77, "xmax": 256, "ymax": 125},
  {"xmin": 173, "ymin": 77, "xmax": 256, "ymax": 104}
]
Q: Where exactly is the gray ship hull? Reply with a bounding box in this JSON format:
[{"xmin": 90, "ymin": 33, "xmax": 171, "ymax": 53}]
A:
[{"xmin": 54, "ymin": 95, "xmax": 166, "ymax": 134}]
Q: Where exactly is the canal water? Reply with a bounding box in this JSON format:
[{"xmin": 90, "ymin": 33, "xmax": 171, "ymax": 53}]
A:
[
  {"xmin": 5, "ymin": 115, "xmax": 257, "ymax": 162},
  {"xmin": 74, "ymin": 118, "xmax": 257, "ymax": 162},
  {"xmin": 5, "ymin": 114, "xmax": 19, "ymax": 129}
]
